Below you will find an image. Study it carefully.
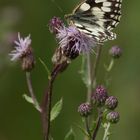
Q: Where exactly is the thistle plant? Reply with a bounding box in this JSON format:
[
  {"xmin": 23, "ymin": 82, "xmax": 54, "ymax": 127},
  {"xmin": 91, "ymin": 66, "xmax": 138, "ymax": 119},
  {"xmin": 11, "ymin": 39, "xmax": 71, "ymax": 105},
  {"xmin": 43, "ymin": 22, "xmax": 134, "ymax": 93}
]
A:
[{"xmin": 9, "ymin": 3, "xmax": 122, "ymax": 140}]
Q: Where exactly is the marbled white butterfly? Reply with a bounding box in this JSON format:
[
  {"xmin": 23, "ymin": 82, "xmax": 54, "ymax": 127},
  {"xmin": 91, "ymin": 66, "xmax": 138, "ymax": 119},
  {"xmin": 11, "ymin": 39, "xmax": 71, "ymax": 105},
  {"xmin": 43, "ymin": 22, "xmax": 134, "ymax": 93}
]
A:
[{"xmin": 66, "ymin": 0, "xmax": 122, "ymax": 42}]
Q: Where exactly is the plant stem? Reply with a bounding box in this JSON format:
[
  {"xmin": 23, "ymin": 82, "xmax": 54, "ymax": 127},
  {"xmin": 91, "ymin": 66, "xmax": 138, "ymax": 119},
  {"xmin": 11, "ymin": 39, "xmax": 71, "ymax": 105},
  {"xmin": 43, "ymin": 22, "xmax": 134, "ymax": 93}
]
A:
[
  {"xmin": 103, "ymin": 123, "xmax": 110, "ymax": 140},
  {"xmin": 92, "ymin": 109, "xmax": 103, "ymax": 140},
  {"xmin": 26, "ymin": 72, "xmax": 41, "ymax": 112},
  {"xmin": 86, "ymin": 53, "xmax": 92, "ymax": 103},
  {"xmin": 41, "ymin": 62, "xmax": 68, "ymax": 140},
  {"xmin": 91, "ymin": 45, "xmax": 102, "ymax": 88},
  {"xmin": 84, "ymin": 45, "xmax": 102, "ymax": 140},
  {"xmin": 86, "ymin": 45, "xmax": 102, "ymax": 102}
]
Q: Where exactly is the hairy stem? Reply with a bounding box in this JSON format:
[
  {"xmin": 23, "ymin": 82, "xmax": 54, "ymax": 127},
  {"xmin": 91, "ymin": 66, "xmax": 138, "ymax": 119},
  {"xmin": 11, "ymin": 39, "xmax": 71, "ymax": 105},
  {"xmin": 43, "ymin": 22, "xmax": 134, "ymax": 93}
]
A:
[
  {"xmin": 91, "ymin": 45, "xmax": 102, "ymax": 88},
  {"xmin": 86, "ymin": 53, "xmax": 92, "ymax": 103},
  {"xmin": 84, "ymin": 45, "xmax": 102, "ymax": 140},
  {"xmin": 26, "ymin": 72, "xmax": 41, "ymax": 112},
  {"xmin": 103, "ymin": 123, "xmax": 111, "ymax": 140}
]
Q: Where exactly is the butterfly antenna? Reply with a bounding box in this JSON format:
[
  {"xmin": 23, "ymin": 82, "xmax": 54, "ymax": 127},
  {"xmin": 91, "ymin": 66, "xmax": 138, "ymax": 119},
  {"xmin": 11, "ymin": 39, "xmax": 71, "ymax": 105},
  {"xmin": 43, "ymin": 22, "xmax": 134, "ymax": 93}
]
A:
[{"xmin": 51, "ymin": 0, "xmax": 63, "ymax": 13}]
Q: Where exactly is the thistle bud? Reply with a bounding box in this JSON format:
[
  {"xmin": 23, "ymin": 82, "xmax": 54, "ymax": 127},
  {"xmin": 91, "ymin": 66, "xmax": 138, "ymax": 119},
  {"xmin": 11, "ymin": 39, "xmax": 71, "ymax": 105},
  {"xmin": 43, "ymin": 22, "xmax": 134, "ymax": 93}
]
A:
[
  {"xmin": 109, "ymin": 46, "xmax": 122, "ymax": 58},
  {"xmin": 78, "ymin": 103, "xmax": 92, "ymax": 117},
  {"xmin": 92, "ymin": 85, "xmax": 108, "ymax": 106},
  {"xmin": 105, "ymin": 96, "xmax": 118, "ymax": 110},
  {"xmin": 49, "ymin": 17, "xmax": 64, "ymax": 34},
  {"xmin": 106, "ymin": 111, "xmax": 120, "ymax": 124}
]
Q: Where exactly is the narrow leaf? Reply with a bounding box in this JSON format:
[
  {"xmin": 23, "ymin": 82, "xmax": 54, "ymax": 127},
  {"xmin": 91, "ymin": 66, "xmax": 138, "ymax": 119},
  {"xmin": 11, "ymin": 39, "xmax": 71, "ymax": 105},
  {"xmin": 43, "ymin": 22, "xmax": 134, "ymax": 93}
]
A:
[
  {"xmin": 50, "ymin": 98, "xmax": 63, "ymax": 122},
  {"xmin": 39, "ymin": 57, "xmax": 51, "ymax": 79},
  {"xmin": 23, "ymin": 94, "xmax": 34, "ymax": 104},
  {"xmin": 23, "ymin": 94, "xmax": 41, "ymax": 112},
  {"xmin": 64, "ymin": 128, "xmax": 75, "ymax": 140}
]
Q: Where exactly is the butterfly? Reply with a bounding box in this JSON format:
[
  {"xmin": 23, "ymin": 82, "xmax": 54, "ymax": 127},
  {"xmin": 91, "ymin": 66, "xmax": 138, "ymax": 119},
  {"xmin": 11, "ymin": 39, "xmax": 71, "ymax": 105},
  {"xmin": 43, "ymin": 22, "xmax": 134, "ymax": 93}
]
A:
[{"xmin": 66, "ymin": 0, "xmax": 122, "ymax": 42}]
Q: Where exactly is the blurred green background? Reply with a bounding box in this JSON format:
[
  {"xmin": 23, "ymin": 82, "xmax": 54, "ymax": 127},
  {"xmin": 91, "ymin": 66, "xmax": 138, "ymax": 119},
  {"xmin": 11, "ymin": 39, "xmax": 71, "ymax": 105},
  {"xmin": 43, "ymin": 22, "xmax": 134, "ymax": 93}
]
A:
[{"xmin": 0, "ymin": 0, "xmax": 140, "ymax": 140}]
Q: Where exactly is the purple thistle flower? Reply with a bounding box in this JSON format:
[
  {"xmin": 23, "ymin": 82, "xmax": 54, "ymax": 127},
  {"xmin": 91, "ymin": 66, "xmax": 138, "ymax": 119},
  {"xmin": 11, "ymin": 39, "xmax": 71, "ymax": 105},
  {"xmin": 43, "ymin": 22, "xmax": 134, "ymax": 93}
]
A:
[
  {"xmin": 49, "ymin": 17, "xmax": 97, "ymax": 59},
  {"xmin": 9, "ymin": 33, "xmax": 35, "ymax": 71},
  {"xmin": 9, "ymin": 33, "xmax": 31, "ymax": 61},
  {"xmin": 57, "ymin": 26, "xmax": 97, "ymax": 59}
]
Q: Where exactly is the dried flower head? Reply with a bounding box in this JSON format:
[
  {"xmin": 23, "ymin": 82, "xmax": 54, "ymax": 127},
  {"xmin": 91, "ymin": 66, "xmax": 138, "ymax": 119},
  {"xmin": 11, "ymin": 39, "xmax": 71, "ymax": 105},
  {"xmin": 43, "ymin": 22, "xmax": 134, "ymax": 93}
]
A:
[
  {"xmin": 21, "ymin": 52, "xmax": 35, "ymax": 71},
  {"xmin": 105, "ymin": 96, "xmax": 118, "ymax": 110},
  {"xmin": 92, "ymin": 85, "xmax": 108, "ymax": 106},
  {"xmin": 106, "ymin": 111, "xmax": 120, "ymax": 124},
  {"xmin": 78, "ymin": 103, "xmax": 92, "ymax": 117},
  {"xmin": 109, "ymin": 46, "xmax": 122, "ymax": 58},
  {"xmin": 9, "ymin": 33, "xmax": 35, "ymax": 71}
]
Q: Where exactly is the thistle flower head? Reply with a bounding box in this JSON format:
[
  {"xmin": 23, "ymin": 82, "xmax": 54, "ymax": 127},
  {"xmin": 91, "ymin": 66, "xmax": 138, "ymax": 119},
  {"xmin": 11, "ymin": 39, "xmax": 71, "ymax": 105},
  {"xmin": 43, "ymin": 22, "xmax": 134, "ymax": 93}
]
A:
[
  {"xmin": 49, "ymin": 17, "xmax": 97, "ymax": 60},
  {"xmin": 9, "ymin": 33, "xmax": 31, "ymax": 61},
  {"xmin": 9, "ymin": 33, "xmax": 35, "ymax": 71},
  {"xmin": 57, "ymin": 26, "xmax": 97, "ymax": 59},
  {"xmin": 92, "ymin": 85, "xmax": 108, "ymax": 106},
  {"xmin": 78, "ymin": 103, "xmax": 92, "ymax": 117},
  {"xmin": 109, "ymin": 46, "xmax": 122, "ymax": 58}
]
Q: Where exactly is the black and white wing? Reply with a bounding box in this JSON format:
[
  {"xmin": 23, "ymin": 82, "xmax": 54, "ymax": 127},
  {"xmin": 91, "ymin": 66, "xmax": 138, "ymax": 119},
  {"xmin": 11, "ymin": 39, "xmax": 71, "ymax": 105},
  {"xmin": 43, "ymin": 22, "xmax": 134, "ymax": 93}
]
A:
[{"xmin": 67, "ymin": 0, "xmax": 122, "ymax": 42}]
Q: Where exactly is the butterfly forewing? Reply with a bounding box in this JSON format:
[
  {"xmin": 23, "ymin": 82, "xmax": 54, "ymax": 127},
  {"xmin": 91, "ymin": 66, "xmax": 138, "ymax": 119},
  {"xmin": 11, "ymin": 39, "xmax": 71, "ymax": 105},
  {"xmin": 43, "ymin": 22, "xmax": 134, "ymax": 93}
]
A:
[{"xmin": 68, "ymin": 0, "xmax": 122, "ymax": 42}]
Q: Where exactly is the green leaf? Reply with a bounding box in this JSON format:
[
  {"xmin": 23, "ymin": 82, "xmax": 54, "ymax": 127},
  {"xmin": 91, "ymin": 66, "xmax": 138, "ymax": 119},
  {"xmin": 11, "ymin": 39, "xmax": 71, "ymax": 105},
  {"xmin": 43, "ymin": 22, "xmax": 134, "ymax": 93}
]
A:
[
  {"xmin": 23, "ymin": 94, "xmax": 34, "ymax": 104},
  {"xmin": 50, "ymin": 98, "xmax": 63, "ymax": 122},
  {"xmin": 22, "ymin": 94, "xmax": 41, "ymax": 112},
  {"xmin": 38, "ymin": 57, "xmax": 51, "ymax": 79},
  {"xmin": 64, "ymin": 128, "xmax": 75, "ymax": 140}
]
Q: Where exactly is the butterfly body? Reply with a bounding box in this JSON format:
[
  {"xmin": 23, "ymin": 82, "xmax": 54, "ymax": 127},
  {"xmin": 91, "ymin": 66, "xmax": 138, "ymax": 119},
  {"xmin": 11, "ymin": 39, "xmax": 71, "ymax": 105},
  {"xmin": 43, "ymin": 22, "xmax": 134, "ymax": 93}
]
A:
[{"xmin": 66, "ymin": 0, "xmax": 122, "ymax": 42}]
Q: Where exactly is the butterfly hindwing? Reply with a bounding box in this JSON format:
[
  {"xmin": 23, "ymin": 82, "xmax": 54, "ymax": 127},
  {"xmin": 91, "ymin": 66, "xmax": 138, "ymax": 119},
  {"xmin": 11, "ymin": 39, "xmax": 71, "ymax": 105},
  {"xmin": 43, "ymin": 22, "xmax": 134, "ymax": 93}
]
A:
[{"xmin": 67, "ymin": 0, "xmax": 122, "ymax": 42}]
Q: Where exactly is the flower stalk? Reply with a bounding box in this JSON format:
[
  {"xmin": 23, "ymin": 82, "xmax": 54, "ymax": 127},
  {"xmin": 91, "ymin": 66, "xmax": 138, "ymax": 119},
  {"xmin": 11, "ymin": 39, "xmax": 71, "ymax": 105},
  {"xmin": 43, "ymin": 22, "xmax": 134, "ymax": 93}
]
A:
[
  {"xmin": 41, "ymin": 62, "xmax": 68, "ymax": 140},
  {"xmin": 26, "ymin": 72, "xmax": 41, "ymax": 112},
  {"xmin": 86, "ymin": 53, "xmax": 92, "ymax": 103},
  {"xmin": 103, "ymin": 123, "xmax": 111, "ymax": 140},
  {"xmin": 83, "ymin": 45, "xmax": 102, "ymax": 140},
  {"xmin": 91, "ymin": 45, "xmax": 102, "ymax": 88},
  {"xmin": 92, "ymin": 109, "xmax": 103, "ymax": 140}
]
